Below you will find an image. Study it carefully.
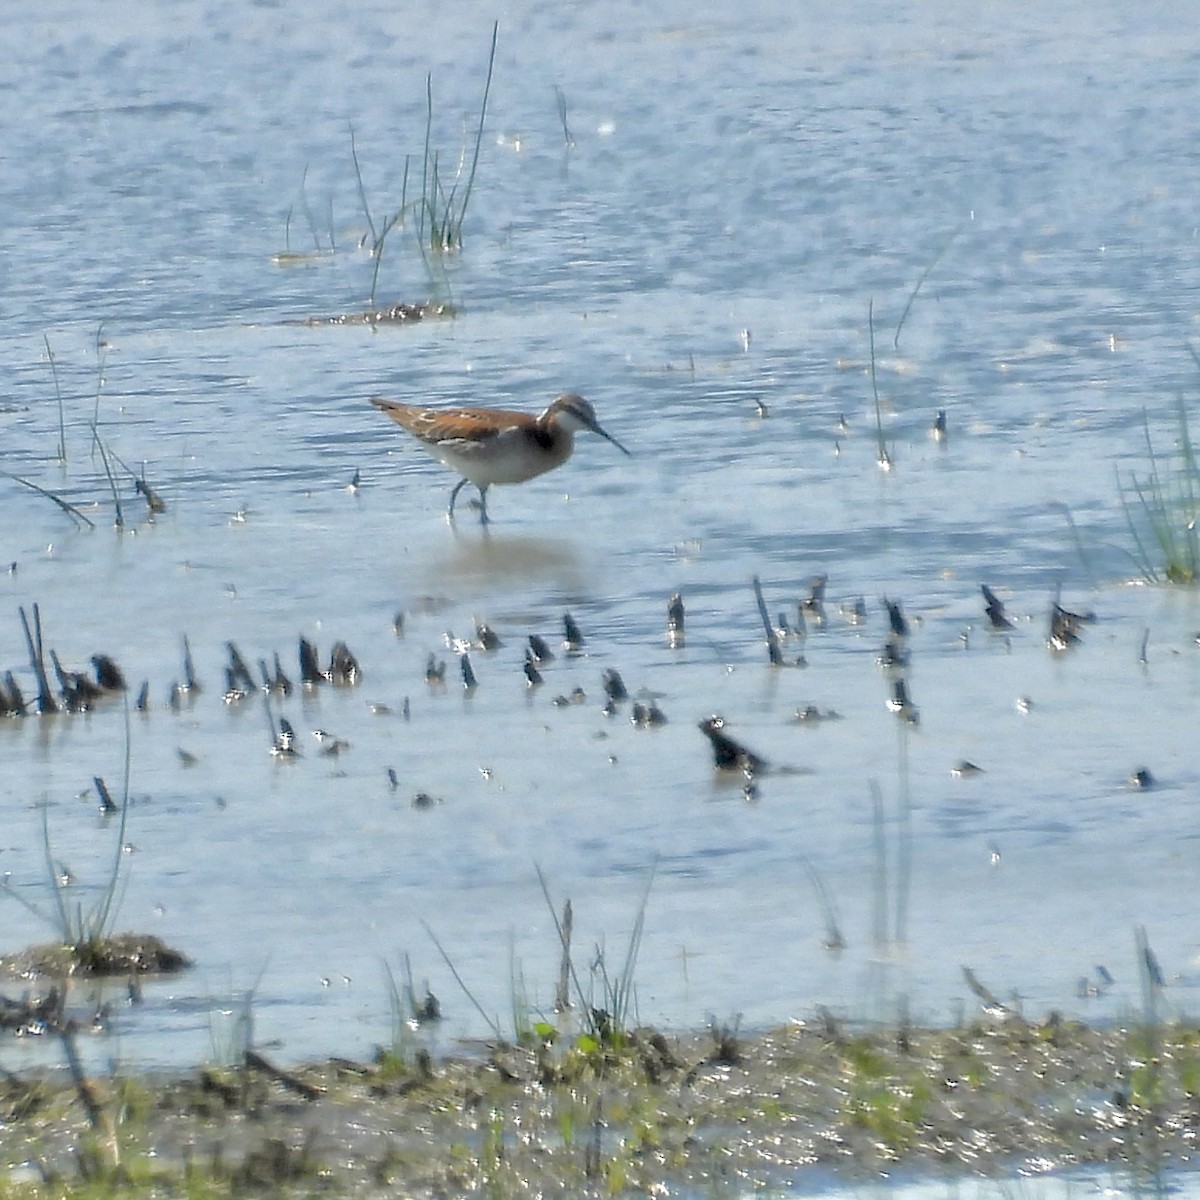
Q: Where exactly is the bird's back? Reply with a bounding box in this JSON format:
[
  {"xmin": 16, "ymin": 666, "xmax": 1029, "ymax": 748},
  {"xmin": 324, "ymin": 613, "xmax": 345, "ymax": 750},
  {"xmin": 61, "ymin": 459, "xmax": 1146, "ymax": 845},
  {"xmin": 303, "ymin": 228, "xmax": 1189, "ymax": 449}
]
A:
[{"xmin": 370, "ymin": 397, "xmax": 533, "ymax": 447}]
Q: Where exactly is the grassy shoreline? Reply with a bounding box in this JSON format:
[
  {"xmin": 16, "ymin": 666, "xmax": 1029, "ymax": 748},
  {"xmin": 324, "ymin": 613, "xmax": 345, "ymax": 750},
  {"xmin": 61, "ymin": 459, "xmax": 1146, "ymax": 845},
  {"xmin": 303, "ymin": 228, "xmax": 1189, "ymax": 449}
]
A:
[{"xmin": 0, "ymin": 1012, "xmax": 1195, "ymax": 1198}]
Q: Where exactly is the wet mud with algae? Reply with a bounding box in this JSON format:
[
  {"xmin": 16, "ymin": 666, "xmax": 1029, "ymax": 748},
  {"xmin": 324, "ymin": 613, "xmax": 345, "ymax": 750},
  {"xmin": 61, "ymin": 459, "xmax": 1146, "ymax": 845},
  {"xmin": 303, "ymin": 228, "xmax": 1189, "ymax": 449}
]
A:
[{"xmin": 1, "ymin": 1013, "xmax": 1196, "ymax": 1197}]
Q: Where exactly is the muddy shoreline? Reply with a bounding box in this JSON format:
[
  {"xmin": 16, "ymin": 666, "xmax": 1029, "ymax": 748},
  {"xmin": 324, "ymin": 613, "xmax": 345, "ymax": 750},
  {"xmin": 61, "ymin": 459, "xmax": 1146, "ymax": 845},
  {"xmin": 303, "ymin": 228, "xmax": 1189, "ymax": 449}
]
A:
[{"xmin": 1, "ymin": 1013, "xmax": 1195, "ymax": 1197}]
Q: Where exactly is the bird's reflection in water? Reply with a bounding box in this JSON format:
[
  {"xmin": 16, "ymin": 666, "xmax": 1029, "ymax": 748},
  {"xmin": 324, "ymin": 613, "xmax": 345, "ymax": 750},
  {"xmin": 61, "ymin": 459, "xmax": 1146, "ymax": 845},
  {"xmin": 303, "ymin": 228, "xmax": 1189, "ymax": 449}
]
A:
[{"xmin": 430, "ymin": 528, "xmax": 589, "ymax": 591}]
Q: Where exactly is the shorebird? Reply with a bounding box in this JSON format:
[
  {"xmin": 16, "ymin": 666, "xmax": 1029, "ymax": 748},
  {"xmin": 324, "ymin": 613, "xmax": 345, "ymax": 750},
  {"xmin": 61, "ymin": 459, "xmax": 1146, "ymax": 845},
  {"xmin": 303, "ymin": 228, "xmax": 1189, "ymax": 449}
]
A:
[{"xmin": 370, "ymin": 392, "xmax": 630, "ymax": 523}]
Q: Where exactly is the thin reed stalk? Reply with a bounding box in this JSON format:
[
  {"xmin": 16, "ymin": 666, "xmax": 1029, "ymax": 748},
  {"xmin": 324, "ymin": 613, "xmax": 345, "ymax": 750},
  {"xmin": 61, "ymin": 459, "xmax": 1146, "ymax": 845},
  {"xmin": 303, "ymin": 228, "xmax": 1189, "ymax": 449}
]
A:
[
  {"xmin": 90, "ymin": 423, "xmax": 125, "ymax": 528},
  {"xmin": 44, "ymin": 335, "xmax": 67, "ymax": 463},
  {"xmin": 420, "ymin": 918, "xmax": 504, "ymax": 1042},
  {"xmin": 893, "ymin": 226, "xmax": 961, "ymax": 351},
  {"xmin": 869, "ymin": 300, "xmax": 892, "ymax": 469}
]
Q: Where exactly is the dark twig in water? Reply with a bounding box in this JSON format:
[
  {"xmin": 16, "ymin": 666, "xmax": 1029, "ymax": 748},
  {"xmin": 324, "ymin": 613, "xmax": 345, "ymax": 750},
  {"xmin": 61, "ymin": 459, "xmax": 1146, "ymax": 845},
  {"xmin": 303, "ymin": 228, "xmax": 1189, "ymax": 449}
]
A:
[
  {"xmin": 882, "ymin": 597, "xmax": 909, "ymax": 640},
  {"xmin": 460, "ymin": 652, "xmax": 477, "ymax": 691},
  {"xmin": 19, "ymin": 604, "xmax": 58, "ymax": 715},
  {"xmin": 299, "ymin": 637, "xmax": 323, "ymax": 686},
  {"xmin": 523, "ymin": 651, "xmax": 543, "ymax": 688},
  {"xmin": 94, "ymin": 776, "xmax": 118, "ymax": 816},
  {"xmin": 181, "ymin": 635, "xmax": 200, "ymax": 693},
  {"xmin": 2, "ymin": 472, "xmax": 96, "ymax": 529},
  {"xmin": 601, "ymin": 667, "xmax": 628, "ymax": 703},
  {"xmin": 751, "ymin": 577, "xmax": 784, "ymax": 666},
  {"xmin": 563, "ymin": 612, "xmax": 584, "ymax": 653},
  {"xmin": 666, "ymin": 592, "xmax": 685, "ymax": 648},
  {"xmin": 527, "ymin": 634, "xmax": 555, "ymax": 664},
  {"xmin": 981, "ymin": 584, "xmax": 1013, "ymax": 631}
]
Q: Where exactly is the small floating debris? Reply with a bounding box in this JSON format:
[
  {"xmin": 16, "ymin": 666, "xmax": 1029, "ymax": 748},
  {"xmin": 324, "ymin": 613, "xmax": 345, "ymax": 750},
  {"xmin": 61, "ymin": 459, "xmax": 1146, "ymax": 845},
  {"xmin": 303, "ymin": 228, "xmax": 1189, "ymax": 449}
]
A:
[
  {"xmin": 313, "ymin": 729, "xmax": 350, "ymax": 756},
  {"xmin": 425, "ymin": 655, "xmax": 446, "ymax": 685},
  {"xmin": 552, "ymin": 688, "xmax": 587, "ymax": 707},
  {"xmin": 982, "ymin": 584, "xmax": 1014, "ymax": 631},
  {"xmin": 932, "ymin": 409, "xmax": 947, "ymax": 442},
  {"xmin": 412, "ymin": 791, "xmax": 441, "ymax": 810},
  {"xmin": 839, "ymin": 596, "xmax": 867, "ymax": 625},
  {"xmin": 698, "ymin": 715, "xmax": 767, "ymax": 774},
  {"xmin": 1128, "ymin": 767, "xmax": 1155, "ymax": 789},
  {"xmin": 951, "ymin": 760, "xmax": 984, "ymax": 778},
  {"xmin": 222, "ymin": 670, "xmax": 249, "ymax": 705},
  {"xmin": 794, "ymin": 705, "xmax": 842, "ymax": 724},
  {"xmin": 474, "ymin": 619, "xmax": 502, "ymax": 651},
  {"xmin": 1015, "ymin": 695, "xmax": 1033, "ymax": 714},
  {"xmin": 291, "ymin": 300, "xmax": 456, "ymax": 327},
  {"xmin": 666, "ymin": 592, "xmax": 685, "ymax": 648},
  {"xmin": 631, "ymin": 701, "xmax": 667, "ymax": 728}
]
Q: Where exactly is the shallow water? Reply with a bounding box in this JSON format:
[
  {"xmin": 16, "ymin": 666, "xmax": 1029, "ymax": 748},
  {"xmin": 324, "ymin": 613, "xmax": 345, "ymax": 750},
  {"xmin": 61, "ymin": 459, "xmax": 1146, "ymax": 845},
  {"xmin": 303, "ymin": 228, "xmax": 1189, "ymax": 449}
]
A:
[
  {"xmin": 747, "ymin": 1166, "xmax": 1200, "ymax": 1200},
  {"xmin": 2, "ymin": 0, "xmax": 1200, "ymax": 1079}
]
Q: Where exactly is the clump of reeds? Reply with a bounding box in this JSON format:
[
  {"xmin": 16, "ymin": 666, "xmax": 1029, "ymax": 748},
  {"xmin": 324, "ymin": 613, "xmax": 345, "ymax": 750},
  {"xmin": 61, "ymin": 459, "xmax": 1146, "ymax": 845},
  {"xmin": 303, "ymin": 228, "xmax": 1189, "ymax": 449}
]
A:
[
  {"xmin": 348, "ymin": 22, "xmax": 498, "ymax": 307},
  {"xmin": 1119, "ymin": 399, "xmax": 1200, "ymax": 583}
]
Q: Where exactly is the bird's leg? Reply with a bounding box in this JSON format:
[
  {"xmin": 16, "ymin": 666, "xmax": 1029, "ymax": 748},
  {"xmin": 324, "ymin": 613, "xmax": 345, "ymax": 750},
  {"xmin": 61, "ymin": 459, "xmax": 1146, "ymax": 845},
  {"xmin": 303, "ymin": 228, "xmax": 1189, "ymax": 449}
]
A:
[
  {"xmin": 478, "ymin": 485, "xmax": 490, "ymax": 525},
  {"xmin": 447, "ymin": 478, "xmax": 470, "ymax": 520}
]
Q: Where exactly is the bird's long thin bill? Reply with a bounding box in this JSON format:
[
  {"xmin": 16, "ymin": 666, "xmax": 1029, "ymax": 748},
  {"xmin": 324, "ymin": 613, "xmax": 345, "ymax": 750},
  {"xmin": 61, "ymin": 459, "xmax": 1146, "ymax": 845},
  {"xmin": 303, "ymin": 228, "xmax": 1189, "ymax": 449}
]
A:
[{"xmin": 595, "ymin": 425, "xmax": 632, "ymax": 456}]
